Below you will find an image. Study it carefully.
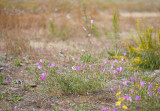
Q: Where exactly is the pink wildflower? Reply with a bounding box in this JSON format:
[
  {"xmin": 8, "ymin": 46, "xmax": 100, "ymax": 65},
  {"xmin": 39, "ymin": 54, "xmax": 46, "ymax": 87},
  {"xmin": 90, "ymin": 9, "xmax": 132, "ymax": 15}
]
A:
[
  {"xmin": 51, "ymin": 63, "xmax": 55, "ymax": 67},
  {"xmin": 41, "ymin": 72, "xmax": 47, "ymax": 81},
  {"xmin": 83, "ymin": 27, "xmax": 86, "ymax": 31},
  {"xmin": 130, "ymin": 77, "xmax": 135, "ymax": 82},
  {"xmin": 119, "ymin": 67, "xmax": 123, "ymax": 72},
  {"xmin": 140, "ymin": 81, "xmax": 146, "ymax": 87},
  {"xmin": 76, "ymin": 66, "xmax": 81, "ymax": 71},
  {"xmin": 122, "ymin": 79, "xmax": 127, "ymax": 86},
  {"xmin": 102, "ymin": 107, "xmax": 108, "ymax": 111},
  {"xmin": 101, "ymin": 68, "xmax": 105, "ymax": 72},
  {"xmin": 38, "ymin": 65, "xmax": 42, "ymax": 69},
  {"xmin": 113, "ymin": 70, "xmax": 118, "ymax": 75},
  {"xmin": 148, "ymin": 84, "xmax": 152, "ymax": 90},
  {"xmin": 123, "ymin": 52, "xmax": 127, "ymax": 56},
  {"xmin": 4, "ymin": 77, "xmax": 8, "ymax": 83},
  {"xmin": 131, "ymin": 89, "xmax": 134, "ymax": 94},
  {"xmin": 40, "ymin": 59, "xmax": 43, "ymax": 62},
  {"xmin": 147, "ymin": 91, "xmax": 153, "ymax": 97},
  {"xmin": 104, "ymin": 61, "xmax": 108, "ymax": 64},
  {"xmin": 91, "ymin": 20, "xmax": 94, "ymax": 24},
  {"xmin": 135, "ymin": 95, "xmax": 139, "ymax": 102},
  {"xmin": 123, "ymin": 94, "xmax": 132, "ymax": 102},
  {"xmin": 82, "ymin": 65, "xmax": 86, "ymax": 70}
]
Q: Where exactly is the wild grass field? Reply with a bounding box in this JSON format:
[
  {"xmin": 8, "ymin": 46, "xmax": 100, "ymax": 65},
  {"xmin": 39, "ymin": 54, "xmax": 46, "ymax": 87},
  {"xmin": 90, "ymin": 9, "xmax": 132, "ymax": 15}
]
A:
[{"xmin": 0, "ymin": 0, "xmax": 160, "ymax": 111}]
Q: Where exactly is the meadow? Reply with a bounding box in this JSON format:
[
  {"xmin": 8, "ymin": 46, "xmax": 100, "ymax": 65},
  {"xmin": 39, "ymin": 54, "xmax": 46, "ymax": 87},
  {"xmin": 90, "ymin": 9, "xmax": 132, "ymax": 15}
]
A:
[{"xmin": 0, "ymin": 0, "xmax": 160, "ymax": 110}]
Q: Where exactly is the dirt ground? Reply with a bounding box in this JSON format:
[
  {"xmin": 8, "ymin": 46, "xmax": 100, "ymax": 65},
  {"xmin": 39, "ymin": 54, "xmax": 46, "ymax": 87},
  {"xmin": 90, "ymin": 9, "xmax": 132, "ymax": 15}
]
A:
[{"xmin": 0, "ymin": 0, "xmax": 160, "ymax": 111}]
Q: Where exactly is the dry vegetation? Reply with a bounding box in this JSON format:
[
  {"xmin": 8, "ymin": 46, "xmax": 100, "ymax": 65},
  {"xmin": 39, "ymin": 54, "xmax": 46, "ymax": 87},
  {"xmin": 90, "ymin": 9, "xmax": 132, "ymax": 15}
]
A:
[{"xmin": 0, "ymin": 0, "xmax": 160, "ymax": 111}]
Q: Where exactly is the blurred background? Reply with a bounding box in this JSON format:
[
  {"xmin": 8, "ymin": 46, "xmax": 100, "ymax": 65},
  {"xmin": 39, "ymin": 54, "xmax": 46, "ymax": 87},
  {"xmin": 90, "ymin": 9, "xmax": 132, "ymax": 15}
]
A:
[{"xmin": 0, "ymin": 0, "xmax": 160, "ymax": 56}]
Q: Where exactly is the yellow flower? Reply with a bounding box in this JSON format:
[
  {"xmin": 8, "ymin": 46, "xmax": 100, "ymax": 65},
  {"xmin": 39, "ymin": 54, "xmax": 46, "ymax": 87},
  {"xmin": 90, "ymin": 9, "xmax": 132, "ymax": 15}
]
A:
[
  {"xmin": 155, "ymin": 51, "xmax": 158, "ymax": 55},
  {"xmin": 134, "ymin": 84, "xmax": 139, "ymax": 87},
  {"xmin": 118, "ymin": 97, "xmax": 125, "ymax": 102},
  {"xmin": 116, "ymin": 101, "xmax": 121, "ymax": 106},
  {"xmin": 116, "ymin": 92, "xmax": 121, "ymax": 96},
  {"xmin": 156, "ymin": 84, "xmax": 159, "ymax": 88},
  {"xmin": 132, "ymin": 57, "xmax": 143, "ymax": 65},
  {"xmin": 122, "ymin": 105, "xmax": 128, "ymax": 109}
]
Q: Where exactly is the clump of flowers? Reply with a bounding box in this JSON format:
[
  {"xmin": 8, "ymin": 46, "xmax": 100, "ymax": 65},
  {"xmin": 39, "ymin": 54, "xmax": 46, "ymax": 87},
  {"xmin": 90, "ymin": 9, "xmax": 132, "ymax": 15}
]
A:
[{"xmin": 108, "ymin": 76, "xmax": 160, "ymax": 111}]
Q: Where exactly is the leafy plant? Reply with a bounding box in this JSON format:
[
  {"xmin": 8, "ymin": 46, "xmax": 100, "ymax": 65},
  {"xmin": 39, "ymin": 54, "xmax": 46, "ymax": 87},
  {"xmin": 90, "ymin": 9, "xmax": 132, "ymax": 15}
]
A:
[
  {"xmin": 0, "ymin": 93, "xmax": 4, "ymax": 100},
  {"xmin": 52, "ymin": 105, "xmax": 60, "ymax": 111},
  {"xmin": 107, "ymin": 8, "xmax": 120, "ymax": 58},
  {"xmin": 80, "ymin": 53, "xmax": 97, "ymax": 64},
  {"xmin": 49, "ymin": 21, "xmax": 56, "ymax": 37},
  {"xmin": 13, "ymin": 61, "xmax": 22, "ymax": 66},
  {"xmin": 113, "ymin": 8, "xmax": 119, "ymax": 38},
  {"xmin": 58, "ymin": 26, "xmax": 69, "ymax": 40},
  {"xmin": 124, "ymin": 19, "xmax": 160, "ymax": 70},
  {"xmin": 91, "ymin": 23, "xmax": 100, "ymax": 37},
  {"xmin": 74, "ymin": 104, "xmax": 88, "ymax": 111},
  {"xmin": 113, "ymin": 8, "xmax": 119, "ymax": 51},
  {"xmin": 6, "ymin": 94, "xmax": 24, "ymax": 101},
  {"xmin": 0, "ymin": 74, "xmax": 8, "ymax": 85}
]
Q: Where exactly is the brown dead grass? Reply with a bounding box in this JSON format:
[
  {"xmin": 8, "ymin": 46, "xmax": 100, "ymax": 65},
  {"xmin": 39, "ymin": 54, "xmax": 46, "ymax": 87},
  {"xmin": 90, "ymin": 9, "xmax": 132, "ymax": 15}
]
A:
[{"xmin": 0, "ymin": 0, "xmax": 160, "ymax": 56}]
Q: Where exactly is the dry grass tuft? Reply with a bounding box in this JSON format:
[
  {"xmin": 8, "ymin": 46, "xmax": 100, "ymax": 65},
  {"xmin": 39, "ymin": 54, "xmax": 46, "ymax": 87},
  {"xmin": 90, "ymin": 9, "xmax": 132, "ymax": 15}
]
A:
[{"xmin": 4, "ymin": 35, "xmax": 33, "ymax": 56}]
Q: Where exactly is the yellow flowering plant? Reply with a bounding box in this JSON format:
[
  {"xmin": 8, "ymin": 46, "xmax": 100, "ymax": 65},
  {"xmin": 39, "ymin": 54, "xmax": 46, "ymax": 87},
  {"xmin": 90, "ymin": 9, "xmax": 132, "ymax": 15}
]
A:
[{"xmin": 124, "ymin": 19, "xmax": 160, "ymax": 70}]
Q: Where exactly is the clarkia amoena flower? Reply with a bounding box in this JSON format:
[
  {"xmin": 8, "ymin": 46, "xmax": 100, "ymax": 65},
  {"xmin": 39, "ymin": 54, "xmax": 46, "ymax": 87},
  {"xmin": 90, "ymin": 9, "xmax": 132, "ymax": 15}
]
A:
[
  {"xmin": 88, "ymin": 33, "xmax": 91, "ymax": 37},
  {"xmin": 116, "ymin": 67, "xmax": 120, "ymax": 71},
  {"xmin": 36, "ymin": 62, "xmax": 40, "ymax": 65},
  {"xmin": 76, "ymin": 66, "xmax": 81, "ymax": 71},
  {"xmin": 83, "ymin": 27, "xmax": 86, "ymax": 31},
  {"xmin": 112, "ymin": 108, "xmax": 117, "ymax": 111},
  {"xmin": 41, "ymin": 72, "xmax": 47, "ymax": 81},
  {"xmin": 91, "ymin": 20, "xmax": 94, "ymax": 24},
  {"xmin": 158, "ymin": 87, "xmax": 160, "ymax": 93},
  {"xmin": 89, "ymin": 64, "xmax": 92, "ymax": 68},
  {"xmin": 82, "ymin": 65, "xmax": 86, "ymax": 70},
  {"xmin": 109, "ymin": 69, "xmax": 111, "ymax": 73},
  {"xmin": 131, "ymin": 89, "xmax": 134, "ymax": 94},
  {"xmin": 38, "ymin": 65, "xmax": 42, "ymax": 69},
  {"xmin": 101, "ymin": 67, "xmax": 105, "ymax": 72},
  {"xmin": 48, "ymin": 63, "xmax": 51, "ymax": 66},
  {"xmin": 122, "ymin": 79, "xmax": 127, "ymax": 86},
  {"xmin": 104, "ymin": 60, "xmax": 108, "ymax": 64},
  {"xmin": 137, "ymin": 105, "xmax": 140, "ymax": 111},
  {"xmin": 148, "ymin": 84, "xmax": 152, "ymax": 90},
  {"xmin": 4, "ymin": 77, "xmax": 8, "ymax": 83},
  {"xmin": 140, "ymin": 81, "xmax": 146, "ymax": 87},
  {"xmin": 147, "ymin": 91, "xmax": 153, "ymax": 97},
  {"xmin": 110, "ymin": 86, "xmax": 117, "ymax": 91},
  {"xmin": 110, "ymin": 87, "xmax": 113, "ymax": 91},
  {"xmin": 130, "ymin": 77, "xmax": 135, "ymax": 82},
  {"xmin": 72, "ymin": 57, "xmax": 75, "ymax": 61},
  {"xmin": 40, "ymin": 59, "xmax": 43, "ymax": 62},
  {"xmin": 119, "ymin": 67, "xmax": 123, "ymax": 72},
  {"xmin": 51, "ymin": 63, "xmax": 55, "ymax": 67},
  {"xmin": 121, "ymin": 57, "xmax": 124, "ymax": 61},
  {"xmin": 114, "ymin": 59, "xmax": 118, "ymax": 63},
  {"xmin": 102, "ymin": 107, "xmax": 108, "ymax": 111},
  {"xmin": 113, "ymin": 86, "xmax": 117, "ymax": 91},
  {"xmin": 113, "ymin": 70, "xmax": 118, "ymax": 75},
  {"xmin": 123, "ymin": 94, "xmax": 132, "ymax": 102},
  {"xmin": 135, "ymin": 95, "xmax": 139, "ymax": 102},
  {"xmin": 111, "ymin": 65, "xmax": 114, "ymax": 69},
  {"xmin": 123, "ymin": 52, "xmax": 127, "ymax": 56}
]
